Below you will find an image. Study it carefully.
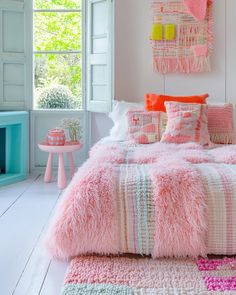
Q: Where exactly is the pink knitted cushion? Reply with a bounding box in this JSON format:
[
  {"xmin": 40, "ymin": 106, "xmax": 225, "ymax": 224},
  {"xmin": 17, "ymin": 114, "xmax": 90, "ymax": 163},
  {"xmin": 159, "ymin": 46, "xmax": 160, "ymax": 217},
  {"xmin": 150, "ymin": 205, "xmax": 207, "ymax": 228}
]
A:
[
  {"xmin": 208, "ymin": 103, "xmax": 236, "ymax": 144},
  {"xmin": 161, "ymin": 102, "xmax": 211, "ymax": 145},
  {"xmin": 127, "ymin": 110, "xmax": 167, "ymax": 144}
]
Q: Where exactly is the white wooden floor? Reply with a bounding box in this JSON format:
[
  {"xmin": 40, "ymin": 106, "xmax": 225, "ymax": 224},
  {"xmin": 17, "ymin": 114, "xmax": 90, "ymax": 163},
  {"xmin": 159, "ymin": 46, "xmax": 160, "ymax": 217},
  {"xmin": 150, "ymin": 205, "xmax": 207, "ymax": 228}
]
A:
[{"xmin": 0, "ymin": 174, "xmax": 69, "ymax": 295}]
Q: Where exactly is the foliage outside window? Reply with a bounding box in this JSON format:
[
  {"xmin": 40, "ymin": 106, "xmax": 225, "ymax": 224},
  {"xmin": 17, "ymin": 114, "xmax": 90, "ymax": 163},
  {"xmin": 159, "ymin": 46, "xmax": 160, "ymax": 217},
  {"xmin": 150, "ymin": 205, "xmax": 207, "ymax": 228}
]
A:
[{"xmin": 34, "ymin": 0, "xmax": 82, "ymax": 109}]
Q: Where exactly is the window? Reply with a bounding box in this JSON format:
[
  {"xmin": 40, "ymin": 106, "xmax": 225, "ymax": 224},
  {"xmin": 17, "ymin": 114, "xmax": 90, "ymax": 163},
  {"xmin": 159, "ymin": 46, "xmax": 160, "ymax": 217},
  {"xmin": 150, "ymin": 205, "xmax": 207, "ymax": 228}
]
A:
[
  {"xmin": 33, "ymin": 0, "xmax": 82, "ymax": 109},
  {"xmin": 0, "ymin": 0, "xmax": 113, "ymax": 112}
]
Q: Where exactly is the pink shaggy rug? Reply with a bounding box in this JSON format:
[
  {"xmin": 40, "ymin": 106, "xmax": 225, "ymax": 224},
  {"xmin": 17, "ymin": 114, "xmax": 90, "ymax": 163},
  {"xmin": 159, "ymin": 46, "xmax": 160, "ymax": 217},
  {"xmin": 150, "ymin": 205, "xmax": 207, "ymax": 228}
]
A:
[{"xmin": 62, "ymin": 256, "xmax": 236, "ymax": 294}]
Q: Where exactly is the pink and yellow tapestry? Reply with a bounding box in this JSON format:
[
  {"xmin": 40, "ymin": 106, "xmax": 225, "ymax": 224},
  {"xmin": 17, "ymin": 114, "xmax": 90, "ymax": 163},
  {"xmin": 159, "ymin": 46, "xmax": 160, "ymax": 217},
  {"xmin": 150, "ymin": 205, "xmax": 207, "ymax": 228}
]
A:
[{"xmin": 151, "ymin": 0, "xmax": 213, "ymax": 73}]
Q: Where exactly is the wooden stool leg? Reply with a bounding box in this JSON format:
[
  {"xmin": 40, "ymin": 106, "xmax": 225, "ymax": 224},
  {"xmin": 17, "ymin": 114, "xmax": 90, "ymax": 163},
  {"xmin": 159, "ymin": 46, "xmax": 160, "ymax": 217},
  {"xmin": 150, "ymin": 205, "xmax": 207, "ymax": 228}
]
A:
[
  {"xmin": 58, "ymin": 153, "xmax": 67, "ymax": 189},
  {"xmin": 44, "ymin": 152, "xmax": 53, "ymax": 183},
  {"xmin": 67, "ymin": 152, "xmax": 75, "ymax": 178}
]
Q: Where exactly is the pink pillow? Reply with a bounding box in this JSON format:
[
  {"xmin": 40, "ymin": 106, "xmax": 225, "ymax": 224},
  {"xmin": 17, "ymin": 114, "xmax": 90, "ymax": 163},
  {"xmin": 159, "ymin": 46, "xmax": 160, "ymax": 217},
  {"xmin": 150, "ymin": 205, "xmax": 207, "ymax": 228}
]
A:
[
  {"xmin": 127, "ymin": 110, "xmax": 167, "ymax": 144},
  {"xmin": 208, "ymin": 103, "xmax": 236, "ymax": 144},
  {"xmin": 161, "ymin": 102, "xmax": 211, "ymax": 146}
]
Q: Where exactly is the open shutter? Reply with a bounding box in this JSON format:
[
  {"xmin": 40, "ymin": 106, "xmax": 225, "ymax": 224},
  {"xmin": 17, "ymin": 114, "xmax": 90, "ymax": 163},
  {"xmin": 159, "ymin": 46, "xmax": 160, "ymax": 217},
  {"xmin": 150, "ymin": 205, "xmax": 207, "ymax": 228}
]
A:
[
  {"xmin": 0, "ymin": 0, "xmax": 32, "ymax": 110},
  {"xmin": 86, "ymin": 0, "xmax": 113, "ymax": 113}
]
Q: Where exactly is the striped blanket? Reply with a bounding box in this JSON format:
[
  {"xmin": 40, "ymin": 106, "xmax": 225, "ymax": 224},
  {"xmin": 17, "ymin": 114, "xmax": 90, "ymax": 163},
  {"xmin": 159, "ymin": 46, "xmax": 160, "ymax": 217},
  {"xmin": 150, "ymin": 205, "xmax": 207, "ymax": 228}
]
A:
[
  {"xmin": 116, "ymin": 162, "xmax": 236, "ymax": 257},
  {"xmin": 115, "ymin": 164, "xmax": 155, "ymax": 256},
  {"xmin": 45, "ymin": 140, "xmax": 236, "ymax": 260},
  {"xmin": 197, "ymin": 163, "xmax": 236, "ymax": 255}
]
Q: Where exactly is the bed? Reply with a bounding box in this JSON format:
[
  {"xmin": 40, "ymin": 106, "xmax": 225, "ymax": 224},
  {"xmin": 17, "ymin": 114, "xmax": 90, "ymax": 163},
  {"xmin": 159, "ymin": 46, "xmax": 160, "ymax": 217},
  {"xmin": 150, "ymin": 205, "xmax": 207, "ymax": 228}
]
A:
[{"xmin": 45, "ymin": 137, "xmax": 236, "ymax": 260}]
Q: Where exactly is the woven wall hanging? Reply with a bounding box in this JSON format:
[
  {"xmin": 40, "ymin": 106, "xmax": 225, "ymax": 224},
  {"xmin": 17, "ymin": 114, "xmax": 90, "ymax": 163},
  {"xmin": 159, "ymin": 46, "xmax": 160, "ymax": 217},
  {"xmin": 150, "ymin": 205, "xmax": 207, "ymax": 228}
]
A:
[{"xmin": 151, "ymin": 0, "xmax": 213, "ymax": 74}]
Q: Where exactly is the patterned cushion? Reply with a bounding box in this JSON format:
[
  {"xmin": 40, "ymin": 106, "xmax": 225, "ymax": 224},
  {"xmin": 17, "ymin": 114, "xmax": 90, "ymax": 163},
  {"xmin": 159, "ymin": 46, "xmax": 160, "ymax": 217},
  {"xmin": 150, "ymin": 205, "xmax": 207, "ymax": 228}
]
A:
[
  {"xmin": 127, "ymin": 111, "xmax": 167, "ymax": 144},
  {"xmin": 109, "ymin": 101, "xmax": 144, "ymax": 140},
  {"xmin": 161, "ymin": 102, "xmax": 211, "ymax": 145},
  {"xmin": 208, "ymin": 103, "xmax": 236, "ymax": 144}
]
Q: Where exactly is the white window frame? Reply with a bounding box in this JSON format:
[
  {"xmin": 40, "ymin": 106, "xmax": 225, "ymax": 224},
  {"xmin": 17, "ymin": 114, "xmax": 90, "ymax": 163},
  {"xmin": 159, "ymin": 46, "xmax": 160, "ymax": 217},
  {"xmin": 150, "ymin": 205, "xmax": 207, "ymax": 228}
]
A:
[{"xmin": 32, "ymin": 1, "xmax": 85, "ymax": 110}]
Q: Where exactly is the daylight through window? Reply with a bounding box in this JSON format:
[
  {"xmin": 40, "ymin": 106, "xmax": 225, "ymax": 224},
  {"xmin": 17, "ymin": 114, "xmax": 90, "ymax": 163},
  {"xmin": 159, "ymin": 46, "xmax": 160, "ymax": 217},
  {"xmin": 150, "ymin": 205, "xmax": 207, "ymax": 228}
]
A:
[{"xmin": 33, "ymin": 0, "xmax": 82, "ymax": 109}]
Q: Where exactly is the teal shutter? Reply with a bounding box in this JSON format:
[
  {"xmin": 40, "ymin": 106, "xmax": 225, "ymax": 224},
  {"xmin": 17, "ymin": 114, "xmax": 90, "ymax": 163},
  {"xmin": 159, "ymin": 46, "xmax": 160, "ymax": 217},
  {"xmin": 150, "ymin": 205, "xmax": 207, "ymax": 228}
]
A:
[
  {"xmin": 86, "ymin": 0, "xmax": 113, "ymax": 113},
  {"xmin": 0, "ymin": 0, "xmax": 32, "ymax": 110}
]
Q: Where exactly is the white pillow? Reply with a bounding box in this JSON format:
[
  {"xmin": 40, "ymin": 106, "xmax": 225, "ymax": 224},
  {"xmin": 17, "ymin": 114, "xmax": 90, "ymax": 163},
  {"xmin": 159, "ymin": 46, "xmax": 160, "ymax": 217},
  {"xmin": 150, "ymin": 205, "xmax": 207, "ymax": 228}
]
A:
[{"xmin": 109, "ymin": 100, "xmax": 144, "ymax": 140}]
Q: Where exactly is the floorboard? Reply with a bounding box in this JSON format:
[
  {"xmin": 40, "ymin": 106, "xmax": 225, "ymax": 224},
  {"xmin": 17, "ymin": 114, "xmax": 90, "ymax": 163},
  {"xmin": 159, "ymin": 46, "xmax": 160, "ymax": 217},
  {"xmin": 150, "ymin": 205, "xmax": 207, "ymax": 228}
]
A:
[
  {"xmin": 13, "ymin": 191, "xmax": 65, "ymax": 295},
  {"xmin": 39, "ymin": 260, "xmax": 68, "ymax": 295},
  {"xmin": 0, "ymin": 175, "xmax": 63, "ymax": 295},
  {"xmin": 0, "ymin": 175, "xmax": 39, "ymax": 217}
]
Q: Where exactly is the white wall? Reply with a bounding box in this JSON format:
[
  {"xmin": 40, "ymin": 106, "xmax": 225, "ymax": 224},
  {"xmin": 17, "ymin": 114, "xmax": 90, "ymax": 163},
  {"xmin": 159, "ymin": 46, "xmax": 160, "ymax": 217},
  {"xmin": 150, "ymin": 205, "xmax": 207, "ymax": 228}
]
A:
[
  {"xmin": 91, "ymin": 113, "xmax": 112, "ymax": 144},
  {"xmin": 91, "ymin": 0, "xmax": 236, "ymax": 145},
  {"xmin": 226, "ymin": 0, "xmax": 236, "ymax": 102},
  {"xmin": 115, "ymin": 0, "xmax": 164, "ymax": 102}
]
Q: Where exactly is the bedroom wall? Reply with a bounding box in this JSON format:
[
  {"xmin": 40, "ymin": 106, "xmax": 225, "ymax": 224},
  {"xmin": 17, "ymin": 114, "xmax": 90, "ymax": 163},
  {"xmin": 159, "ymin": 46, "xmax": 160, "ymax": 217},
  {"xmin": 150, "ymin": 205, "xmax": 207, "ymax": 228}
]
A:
[{"xmin": 91, "ymin": 0, "xmax": 236, "ymax": 145}]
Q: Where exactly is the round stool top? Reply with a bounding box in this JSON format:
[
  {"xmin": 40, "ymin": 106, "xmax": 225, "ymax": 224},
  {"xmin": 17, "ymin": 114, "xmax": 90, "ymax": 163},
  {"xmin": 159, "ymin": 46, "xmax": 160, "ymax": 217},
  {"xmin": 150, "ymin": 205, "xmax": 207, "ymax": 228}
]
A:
[{"xmin": 38, "ymin": 141, "xmax": 82, "ymax": 153}]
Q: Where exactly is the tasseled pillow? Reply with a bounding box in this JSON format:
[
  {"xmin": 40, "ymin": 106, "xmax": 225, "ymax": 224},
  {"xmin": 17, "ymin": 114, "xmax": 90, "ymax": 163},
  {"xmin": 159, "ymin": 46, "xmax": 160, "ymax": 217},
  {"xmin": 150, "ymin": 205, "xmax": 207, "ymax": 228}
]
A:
[{"xmin": 208, "ymin": 103, "xmax": 236, "ymax": 144}]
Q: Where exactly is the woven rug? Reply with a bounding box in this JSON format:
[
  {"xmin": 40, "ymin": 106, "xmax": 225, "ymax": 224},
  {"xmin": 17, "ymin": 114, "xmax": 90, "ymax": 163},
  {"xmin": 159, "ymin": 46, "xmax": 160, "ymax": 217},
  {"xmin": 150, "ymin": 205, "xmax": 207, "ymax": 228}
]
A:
[{"xmin": 62, "ymin": 256, "xmax": 236, "ymax": 294}]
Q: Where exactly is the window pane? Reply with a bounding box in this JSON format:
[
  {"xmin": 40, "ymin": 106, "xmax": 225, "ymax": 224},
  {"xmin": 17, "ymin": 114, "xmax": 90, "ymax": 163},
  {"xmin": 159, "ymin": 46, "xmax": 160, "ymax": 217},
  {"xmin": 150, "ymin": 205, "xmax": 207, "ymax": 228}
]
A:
[
  {"xmin": 92, "ymin": 1, "xmax": 107, "ymax": 36},
  {"xmin": 34, "ymin": 54, "xmax": 82, "ymax": 109},
  {"xmin": 93, "ymin": 37, "xmax": 107, "ymax": 54},
  {"xmin": 34, "ymin": 0, "xmax": 81, "ymax": 10},
  {"xmin": 34, "ymin": 12, "xmax": 81, "ymax": 51}
]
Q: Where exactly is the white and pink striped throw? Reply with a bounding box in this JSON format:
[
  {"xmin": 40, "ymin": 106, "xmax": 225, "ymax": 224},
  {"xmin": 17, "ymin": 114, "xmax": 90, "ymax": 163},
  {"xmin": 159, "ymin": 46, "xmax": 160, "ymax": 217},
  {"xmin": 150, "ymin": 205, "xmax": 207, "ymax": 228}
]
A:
[
  {"xmin": 196, "ymin": 163, "xmax": 236, "ymax": 255},
  {"xmin": 45, "ymin": 139, "xmax": 236, "ymax": 260}
]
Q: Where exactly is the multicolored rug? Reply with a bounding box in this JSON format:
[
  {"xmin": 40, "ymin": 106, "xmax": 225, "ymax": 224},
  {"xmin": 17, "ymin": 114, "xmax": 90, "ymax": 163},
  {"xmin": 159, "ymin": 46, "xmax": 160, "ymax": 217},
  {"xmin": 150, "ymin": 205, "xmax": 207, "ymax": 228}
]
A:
[{"xmin": 62, "ymin": 256, "xmax": 236, "ymax": 294}]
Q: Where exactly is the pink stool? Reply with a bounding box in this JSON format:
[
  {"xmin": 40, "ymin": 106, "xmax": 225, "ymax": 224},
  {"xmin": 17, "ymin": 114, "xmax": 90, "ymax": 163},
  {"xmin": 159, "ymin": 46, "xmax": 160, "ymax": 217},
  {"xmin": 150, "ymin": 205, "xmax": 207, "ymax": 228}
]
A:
[{"xmin": 38, "ymin": 142, "xmax": 82, "ymax": 189}]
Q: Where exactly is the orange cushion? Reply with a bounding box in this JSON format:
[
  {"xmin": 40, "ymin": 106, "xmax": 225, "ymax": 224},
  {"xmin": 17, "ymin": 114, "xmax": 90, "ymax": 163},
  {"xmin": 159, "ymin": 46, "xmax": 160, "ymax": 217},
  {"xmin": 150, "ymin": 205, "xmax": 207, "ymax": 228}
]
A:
[{"xmin": 145, "ymin": 93, "xmax": 209, "ymax": 112}]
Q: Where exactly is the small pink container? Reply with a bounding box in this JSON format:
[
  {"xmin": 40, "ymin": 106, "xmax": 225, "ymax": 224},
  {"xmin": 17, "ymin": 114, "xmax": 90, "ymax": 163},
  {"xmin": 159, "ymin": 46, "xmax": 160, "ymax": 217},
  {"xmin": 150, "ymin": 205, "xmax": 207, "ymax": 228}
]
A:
[{"xmin": 47, "ymin": 128, "xmax": 66, "ymax": 146}]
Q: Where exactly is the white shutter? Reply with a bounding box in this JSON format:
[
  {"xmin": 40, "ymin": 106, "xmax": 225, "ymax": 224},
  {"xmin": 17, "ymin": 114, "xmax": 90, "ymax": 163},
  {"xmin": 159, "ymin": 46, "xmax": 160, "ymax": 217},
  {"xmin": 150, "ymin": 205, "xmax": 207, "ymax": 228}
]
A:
[
  {"xmin": 0, "ymin": 0, "xmax": 32, "ymax": 110},
  {"xmin": 86, "ymin": 0, "xmax": 113, "ymax": 113}
]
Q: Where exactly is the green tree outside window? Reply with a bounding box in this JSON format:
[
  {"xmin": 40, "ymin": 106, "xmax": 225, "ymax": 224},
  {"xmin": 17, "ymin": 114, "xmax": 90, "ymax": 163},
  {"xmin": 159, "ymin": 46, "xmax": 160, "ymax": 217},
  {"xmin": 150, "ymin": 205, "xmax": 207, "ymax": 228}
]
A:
[{"xmin": 34, "ymin": 0, "xmax": 82, "ymax": 109}]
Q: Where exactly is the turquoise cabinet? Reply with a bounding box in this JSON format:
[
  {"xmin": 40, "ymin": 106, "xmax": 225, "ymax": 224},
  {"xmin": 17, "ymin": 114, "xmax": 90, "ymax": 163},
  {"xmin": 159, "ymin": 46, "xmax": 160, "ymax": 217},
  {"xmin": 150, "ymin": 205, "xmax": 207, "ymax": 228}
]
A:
[{"xmin": 0, "ymin": 111, "xmax": 28, "ymax": 187}]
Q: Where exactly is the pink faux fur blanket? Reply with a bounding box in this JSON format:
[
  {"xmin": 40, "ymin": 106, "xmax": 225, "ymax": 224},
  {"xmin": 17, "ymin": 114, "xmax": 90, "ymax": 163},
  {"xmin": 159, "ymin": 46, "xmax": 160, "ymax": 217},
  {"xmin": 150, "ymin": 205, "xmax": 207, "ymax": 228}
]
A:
[
  {"xmin": 150, "ymin": 159, "xmax": 207, "ymax": 258},
  {"xmin": 45, "ymin": 160, "xmax": 120, "ymax": 260},
  {"xmin": 129, "ymin": 142, "xmax": 236, "ymax": 165},
  {"xmin": 45, "ymin": 141, "xmax": 236, "ymax": 260}
]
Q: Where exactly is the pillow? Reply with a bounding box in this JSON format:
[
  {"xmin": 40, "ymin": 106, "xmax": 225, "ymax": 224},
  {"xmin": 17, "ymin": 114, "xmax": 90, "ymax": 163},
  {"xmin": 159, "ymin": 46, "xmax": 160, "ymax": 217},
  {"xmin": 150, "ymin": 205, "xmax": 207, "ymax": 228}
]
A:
[
  {"xmin": 109, "ymin": 101, "xmax": 144, "ymax": 140},
  {"xmin": 161, "ymin": 102, "xmax": 211, "ymax": 146},
  {"xmin": 145, "ymin": 93, "xmax": 209, "ymax": 112},
  {"xmin": 127, "ymin": 110, "xmax": 167, "ymax": 144},
  {"xmin": 208, "ymin": 103, "xmax": 236, "ymax": 144}
]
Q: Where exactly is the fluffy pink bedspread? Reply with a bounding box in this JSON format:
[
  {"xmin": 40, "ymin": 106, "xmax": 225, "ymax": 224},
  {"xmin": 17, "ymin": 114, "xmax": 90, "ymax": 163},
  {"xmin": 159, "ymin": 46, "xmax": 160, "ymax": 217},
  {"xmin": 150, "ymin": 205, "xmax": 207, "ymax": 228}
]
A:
[
  {"xmin": 150, "ymin": 159, "xmax": 207, "ymax": 258},
  {"xmin": 46, "ymin": 161, "xmax": 120, "ymax": 260},
  {"xmin": 45, "ymin": 141, "xmax": 236, "ymax": 260}
]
